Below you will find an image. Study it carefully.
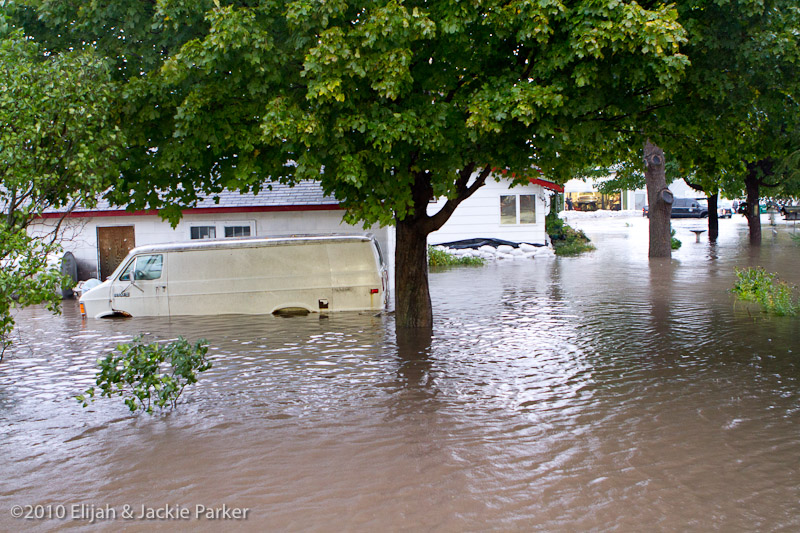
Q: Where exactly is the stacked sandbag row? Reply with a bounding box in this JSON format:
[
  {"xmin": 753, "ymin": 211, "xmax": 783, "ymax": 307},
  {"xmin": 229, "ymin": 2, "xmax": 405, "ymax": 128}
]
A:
[{"xmin": 431, "ymin": 242, "xmax": 555, "ymax": 261}]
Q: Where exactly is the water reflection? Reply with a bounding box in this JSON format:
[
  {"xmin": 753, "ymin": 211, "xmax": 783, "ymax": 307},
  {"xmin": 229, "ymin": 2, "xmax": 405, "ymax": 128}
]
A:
[
  {"xmin": 394, "ymin": 326, "xmax": 434, "ymax": 390},
  {"xmin": 1, "ymin": 215, "xmax": 800, "ymax": 531}
]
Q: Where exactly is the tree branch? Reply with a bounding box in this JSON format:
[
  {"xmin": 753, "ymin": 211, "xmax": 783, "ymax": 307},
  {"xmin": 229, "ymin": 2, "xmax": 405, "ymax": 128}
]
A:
[{"xmin": 425, "ymin": 164, "xmax": 492, "ymax": 233}]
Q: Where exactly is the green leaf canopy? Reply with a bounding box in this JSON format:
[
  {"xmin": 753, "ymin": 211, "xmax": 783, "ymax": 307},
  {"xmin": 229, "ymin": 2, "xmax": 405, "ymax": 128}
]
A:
[{"xmin": 16, "ymin": 0, "xmax": 689, "ymax": 226}]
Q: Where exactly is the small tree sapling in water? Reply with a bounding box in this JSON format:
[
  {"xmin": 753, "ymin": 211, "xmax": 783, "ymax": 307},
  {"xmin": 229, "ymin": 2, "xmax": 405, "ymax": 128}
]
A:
[{"xmin": 77, "ymin": 336, "xmax": 212, "ymax": 414}]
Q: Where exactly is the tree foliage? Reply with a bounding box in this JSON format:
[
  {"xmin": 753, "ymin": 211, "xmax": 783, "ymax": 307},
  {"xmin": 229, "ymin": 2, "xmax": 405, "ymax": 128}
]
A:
[
  {"xmin": 0, "ymin": 27, "xmax": 123, "ymax": 354},
  {"xmin": 77, "ymin": 336, "xmax": 212, "ymax": 414},
  {"xmin": 13, "ymin": 0, "xmax": 690, "ymax": 325},
  {"xmin": 602, "ymin": 0, "xmax": 800, "ymax": 206}
]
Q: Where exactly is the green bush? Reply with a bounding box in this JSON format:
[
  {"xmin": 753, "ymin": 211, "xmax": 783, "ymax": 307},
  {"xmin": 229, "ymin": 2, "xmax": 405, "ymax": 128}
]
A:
[
  {"xmin": 428, "ymin": 246, "xmax": 486, "ymax": 267},
  {"xmin": 671, "ymin": 228, "xmax": 682, "ymax": 250},
  {"xmin": 546, "ymin": 212, "xmax": 595, "ymax": 256},
  {"xmin": 77, "ymin": 336, "xmax": 212, "ymax": 414},
  {"xmin": 732, "ymin": 267, "xmax": 798, "ymax": 316}
]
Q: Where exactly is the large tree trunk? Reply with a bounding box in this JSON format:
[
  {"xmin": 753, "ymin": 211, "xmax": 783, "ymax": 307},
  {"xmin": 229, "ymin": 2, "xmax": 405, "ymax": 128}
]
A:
[
  {"xmin": 394, "ymin": 217, "xmax": 433, "ymax": 328},
  {"xmin": 393, "ymin": 165, "xmax": 492, "ymax": 329},
  {"xmin": 707, "ymin": 193, "xmax": 719, "ymax": 241},
  {"xmin": 744, "ymin": 170, "xmax": 762, "ymax": 246},
  {"xmin": 644, "ymin": 140, "xmax": 673, "ymax": 258}
]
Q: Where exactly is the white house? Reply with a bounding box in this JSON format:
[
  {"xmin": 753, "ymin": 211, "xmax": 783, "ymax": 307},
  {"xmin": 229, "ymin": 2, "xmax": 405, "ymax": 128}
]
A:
[
  {"xmin": 31, "ymin": 175, "xmax": 562, "ymax": 283},
  {"xmin": 428, "ymin": 176, "xmax": 563, "ymax": 246},
  {"xmin": 31, "ymin": 182, "xmax": 393, "ymax": 282}
]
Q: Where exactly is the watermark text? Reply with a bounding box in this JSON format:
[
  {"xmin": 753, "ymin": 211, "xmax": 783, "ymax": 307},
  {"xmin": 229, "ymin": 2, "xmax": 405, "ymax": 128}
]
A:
[{"xmin": 9, "ymin": 503, "xmax": 250, "ymax": 523}]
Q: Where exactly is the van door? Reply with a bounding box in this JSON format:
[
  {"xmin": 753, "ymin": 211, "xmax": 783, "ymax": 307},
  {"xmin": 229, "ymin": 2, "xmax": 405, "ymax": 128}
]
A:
[{"xmin": 110, "ymin": 253, "xmax": 169, "ymax": 317}]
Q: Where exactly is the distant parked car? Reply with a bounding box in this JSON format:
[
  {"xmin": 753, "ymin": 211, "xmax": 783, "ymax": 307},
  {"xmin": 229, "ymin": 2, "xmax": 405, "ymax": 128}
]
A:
[
  {"xmin": 642, "ymin": 198, "xmax": 709, "ymax": 219},
  {"xmin": 717, "ymin": 200, "xmax": 733, "ymax": 218},
  {"xmin": 671, "ymin": 198, "xmax": 708, "ymax": 218}
]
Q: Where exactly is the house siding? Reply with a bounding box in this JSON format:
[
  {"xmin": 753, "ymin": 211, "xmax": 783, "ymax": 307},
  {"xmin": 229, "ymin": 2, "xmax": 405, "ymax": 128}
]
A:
[{"xmin": 427, "ymin": 179, "xmax": 550, "ymax": 245}]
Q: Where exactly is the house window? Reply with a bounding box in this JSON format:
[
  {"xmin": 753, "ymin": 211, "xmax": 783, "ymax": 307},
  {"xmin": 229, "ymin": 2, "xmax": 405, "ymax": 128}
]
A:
[
  {"xmin": 500, "ymin": 195, "xmax": 537, "ymax": 224},
  {"xmin": 520, "ymin": 195, "xmax": 536, "ymax": 224},
  {"xmin": 224, "ymin": 225, "xmax": 251, "ymax": 238},
  {"xmin": 190, "ymin": 226, "xmax": 216, "ymax": 240},
  {"xmin": 500, "ymin": 195, "xmax": 517, "ymax": 224}
]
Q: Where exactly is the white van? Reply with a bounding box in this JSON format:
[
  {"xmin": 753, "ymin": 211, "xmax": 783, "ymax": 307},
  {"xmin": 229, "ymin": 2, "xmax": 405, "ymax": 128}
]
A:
[{"xmin": 79, "ymin": 235, "xmax": 387, "ymax": 318}]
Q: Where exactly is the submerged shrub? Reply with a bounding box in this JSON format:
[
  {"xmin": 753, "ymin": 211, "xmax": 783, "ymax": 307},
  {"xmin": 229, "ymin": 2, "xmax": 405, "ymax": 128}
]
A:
[
  {"xmin": 428, "ymin": 246, "xmax": 486, "ymax": 267},
  {"xmin": 732, "ymin": 267, "xmax": 798, "ymax": 316},
  {"xmin": 671, "ymin": 228, "xmax": 682, "ymax": 250},
  {"xmin": 77, "ymin": 336, "xmax": 212, "ymax": 414},
  {"xmin": 546, "ymin": 212, "xmax": 595, "ymax": 256}
]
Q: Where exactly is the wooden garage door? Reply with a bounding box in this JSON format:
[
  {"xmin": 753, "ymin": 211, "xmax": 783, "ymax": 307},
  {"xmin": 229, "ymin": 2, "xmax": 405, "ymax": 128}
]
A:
[{"xmin": 97, "ymin": 226, "xmax": 136, "ymax": 280}]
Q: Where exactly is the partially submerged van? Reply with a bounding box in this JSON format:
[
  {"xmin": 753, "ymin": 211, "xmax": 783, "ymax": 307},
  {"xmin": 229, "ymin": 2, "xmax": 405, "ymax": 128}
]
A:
[{"xmin": 79, "ymin": 235, "xmax": 388, "ymax": 318}]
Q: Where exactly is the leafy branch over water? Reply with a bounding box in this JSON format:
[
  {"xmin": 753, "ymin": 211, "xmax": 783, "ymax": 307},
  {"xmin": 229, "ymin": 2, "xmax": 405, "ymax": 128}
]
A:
[
  {"xmin": 732, "ymin": 267, "xmax": 798, "ymax": 317},
  {"xmin": 77, "ymin": 336, "xmax": 212, "ymax": 414}
]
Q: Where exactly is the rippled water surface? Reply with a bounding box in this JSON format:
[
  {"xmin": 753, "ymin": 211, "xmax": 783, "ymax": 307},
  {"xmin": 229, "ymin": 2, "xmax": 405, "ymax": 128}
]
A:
[{"xmin": 2, "ymin": 215, "xmax": 799, "ymax": 531}]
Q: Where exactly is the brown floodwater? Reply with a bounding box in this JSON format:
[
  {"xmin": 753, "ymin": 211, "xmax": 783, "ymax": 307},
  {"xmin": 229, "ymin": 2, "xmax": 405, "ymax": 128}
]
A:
[{"xmin": 1, "ymin": 215, "xmax": 799, "ymax": 532}]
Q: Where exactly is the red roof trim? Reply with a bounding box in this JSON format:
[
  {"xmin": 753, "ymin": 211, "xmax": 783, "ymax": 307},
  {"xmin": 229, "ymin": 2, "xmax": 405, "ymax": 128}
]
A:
[
  {"xmin": 490, "ymin": 167, "xmax": 563, "ymax": 192},
  {"xmin": 35, "ymin": 203, "xmax": 343, "ymax": 219},
  {"xmin": 529, "ymin": 178, "xmax": 564, "ymax": 193}
]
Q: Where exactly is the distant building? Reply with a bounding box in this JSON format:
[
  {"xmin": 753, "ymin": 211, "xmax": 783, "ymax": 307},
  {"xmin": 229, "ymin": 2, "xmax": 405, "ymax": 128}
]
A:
[
  {"xmin": 30, "ymin": 182, "xmax": 391, "ymax": 282},
  {"xmin": 563, "ymin": 177, "xmax": 707, "ymax": 213},
  {"xmin": 30, "ymin": 175, "xmax": 564, "ymax": 282}
]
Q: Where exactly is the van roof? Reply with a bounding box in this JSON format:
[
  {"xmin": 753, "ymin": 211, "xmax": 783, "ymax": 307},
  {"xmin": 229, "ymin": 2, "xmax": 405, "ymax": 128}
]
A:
[{"xmin": 127, "ymin": 234, "xmax": 375, "ymax": 256}]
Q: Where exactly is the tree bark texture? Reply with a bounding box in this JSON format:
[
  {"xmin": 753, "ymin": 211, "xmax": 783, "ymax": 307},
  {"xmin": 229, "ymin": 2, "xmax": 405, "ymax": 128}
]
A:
[
  {"xmin": 644, "ymin": 140, "xmax": 673, "ymax": 258},
  {"xmin": 707, "ymin": 193, "xmax": 719, "ymax": 241},
  {"xmin": 392, "ymin": 165, "xmax": 491, "ymax": 329},
  {"xmin": 394, "ymin": 217, "xmax": 433, "ymax": 328},
  {"xmin": 744, "ymin": 169, "xmax": 762, "ymax": 246}
]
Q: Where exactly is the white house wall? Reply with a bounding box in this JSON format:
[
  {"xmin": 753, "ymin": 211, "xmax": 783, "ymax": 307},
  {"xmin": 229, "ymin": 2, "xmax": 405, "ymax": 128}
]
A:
[
  {"xmin": 427, "ymin": 179, "xmax": 549, "ymax": 245},
  {"xmin": 30, "ymin": 210, "xmax": 392, "ymax": 282}
]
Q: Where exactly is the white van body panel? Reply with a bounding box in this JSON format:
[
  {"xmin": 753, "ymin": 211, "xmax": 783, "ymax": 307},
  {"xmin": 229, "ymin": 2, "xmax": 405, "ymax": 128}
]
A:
[{"xmin": 80, "ymin": 235, "xmax": 387, "ymax": 318}]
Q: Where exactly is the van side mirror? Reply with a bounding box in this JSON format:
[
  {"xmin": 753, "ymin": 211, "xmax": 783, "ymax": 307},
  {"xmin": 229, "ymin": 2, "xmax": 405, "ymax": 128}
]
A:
[{"xmin": 119, "ymin": 273, "xmax": 131, "ymax": 281}]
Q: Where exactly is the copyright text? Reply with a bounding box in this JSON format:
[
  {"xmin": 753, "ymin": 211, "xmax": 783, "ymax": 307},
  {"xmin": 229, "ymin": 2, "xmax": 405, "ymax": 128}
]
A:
[{"xmin": 10, "ymin": 504, "xmax": 250, "ymax": 523}]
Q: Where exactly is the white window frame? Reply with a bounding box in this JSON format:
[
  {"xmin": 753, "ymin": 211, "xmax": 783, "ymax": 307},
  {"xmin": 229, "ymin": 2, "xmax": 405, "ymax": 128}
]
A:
[
  {"xmin": 223, "ymin": 225, "xmax": 252, "ymax": 238},
  {"xmin": 500, "ymin": 194, "xmax": 537, "ymax": 225},
  {"xmin": 189, "ymin": 225, "xmax": 217, "ymax": 240},
  {"xmin": 189, "ymin": 220, "xmax": 256, "ymax": 240}
]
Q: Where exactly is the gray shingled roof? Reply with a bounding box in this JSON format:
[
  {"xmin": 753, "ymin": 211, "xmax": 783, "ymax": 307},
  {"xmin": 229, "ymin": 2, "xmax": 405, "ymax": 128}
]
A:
[{"xmin": 69, "ymin": 181, "xmax": 339, "ymax": 213}]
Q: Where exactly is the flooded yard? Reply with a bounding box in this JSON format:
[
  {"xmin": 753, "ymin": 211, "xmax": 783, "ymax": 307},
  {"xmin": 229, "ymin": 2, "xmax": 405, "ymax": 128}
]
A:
[{"xmin": 2, "ymin": 214, "xmax": 799, "ymax": 531}]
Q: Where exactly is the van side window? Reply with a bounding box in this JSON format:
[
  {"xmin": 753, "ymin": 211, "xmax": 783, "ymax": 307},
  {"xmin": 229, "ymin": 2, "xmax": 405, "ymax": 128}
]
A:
[
  {"xmin": 134, "ymin": 254, "xmax": 163, "ymax": 280},
  {"xmin": 118, "ymin": 255, "xmax": 163, "ymax": 282},
  {"xmin": 119, "ymin": 260, "xmax": 136, "ymax": 281}
]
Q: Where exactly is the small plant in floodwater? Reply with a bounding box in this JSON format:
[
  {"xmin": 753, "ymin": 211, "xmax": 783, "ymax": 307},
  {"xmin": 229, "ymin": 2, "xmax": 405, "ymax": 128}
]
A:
[
  {"xmin": 546, "ymin": 212, "xmax": 595, "ymax": 256},
  {"xmin": 428, "ymin": 246, "xmax": 486, "ymax": 267},
  {"xmin": 671, "ymin": 228, "xmax": 682, "ymax": 250},
  {"xmin": 77, "ymin": 336, "xmax": 212, "ymax": 414},
  {"xmin": 731, "ymin": 267, "xmax": 798, "ymax": 317}
]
